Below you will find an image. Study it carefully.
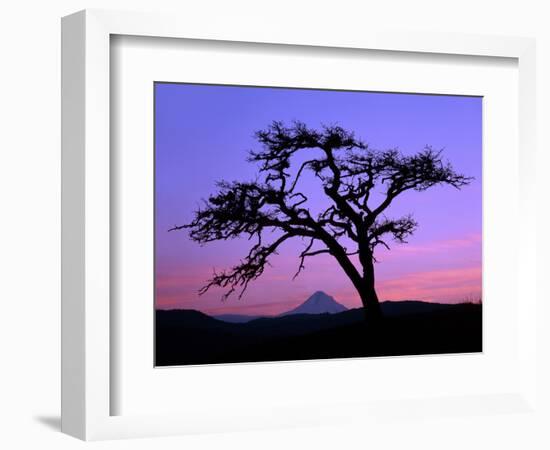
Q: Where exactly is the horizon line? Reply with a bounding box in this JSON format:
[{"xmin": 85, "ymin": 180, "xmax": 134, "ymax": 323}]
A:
[{"xmin": 155, "ymin": 297, "xmax": 483, "ymax": 316}]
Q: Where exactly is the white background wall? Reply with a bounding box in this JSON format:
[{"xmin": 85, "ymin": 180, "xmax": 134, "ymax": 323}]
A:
[{"xmin": 0, "ymin": 1, "xmax": 548, "ymax": 449}]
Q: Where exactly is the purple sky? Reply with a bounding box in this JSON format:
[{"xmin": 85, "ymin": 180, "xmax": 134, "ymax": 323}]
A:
[{"xmin": 155, "ymin": 83, "xmax": 482, "ymax": 315}]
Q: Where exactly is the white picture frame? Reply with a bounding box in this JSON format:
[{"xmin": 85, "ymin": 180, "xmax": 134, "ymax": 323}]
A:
[{"xmin": 61, "ymin": 9, "xmax": 539, "ymax": 441}]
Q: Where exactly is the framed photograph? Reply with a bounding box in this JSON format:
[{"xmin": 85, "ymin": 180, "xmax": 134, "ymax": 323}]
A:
[
  {"xmin": 62, "ymin": 9, "xmax": 539, "ymax": 441},
  {"xmin": 154, "ymin": 83, "xmax": 483, "ymax": 367}
]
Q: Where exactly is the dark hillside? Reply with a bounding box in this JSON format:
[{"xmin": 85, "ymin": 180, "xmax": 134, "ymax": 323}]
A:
[{"xmin": 155, "ymin": 302, "xmax": 482, "ymax": 366}]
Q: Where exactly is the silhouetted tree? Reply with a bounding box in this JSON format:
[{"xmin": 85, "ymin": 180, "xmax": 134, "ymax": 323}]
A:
[{"xmin": 170, "ymin": 121, "xmax": 472, "ymax": 320}]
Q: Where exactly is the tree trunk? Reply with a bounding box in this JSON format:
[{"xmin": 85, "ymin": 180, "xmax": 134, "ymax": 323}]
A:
[
  {"xmin": 359, "ymin": 281, "xmax": 383, "ymax": 321},
  {"xmin": 358, "ymin": 249, "xmax": 383, "ymax": 321},
  {"xmin": 330, "ymin": 239, "xmax": 383, "ymax": 321}
]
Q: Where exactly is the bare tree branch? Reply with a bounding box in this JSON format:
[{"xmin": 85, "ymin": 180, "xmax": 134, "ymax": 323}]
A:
[{"xmin": 170, "ymin": 121, "xmax": 472, "ymax": 309}]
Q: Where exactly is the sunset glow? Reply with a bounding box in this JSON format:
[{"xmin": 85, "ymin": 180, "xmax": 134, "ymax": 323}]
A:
[{"xmin": 155, "ymin": 83, "xmax": 482, "ymax": 315}]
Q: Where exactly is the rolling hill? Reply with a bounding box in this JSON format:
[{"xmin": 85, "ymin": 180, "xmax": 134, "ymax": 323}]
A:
[{"xmin": 156, "ymin": 297, "xmax": 482, "ymax": 366}]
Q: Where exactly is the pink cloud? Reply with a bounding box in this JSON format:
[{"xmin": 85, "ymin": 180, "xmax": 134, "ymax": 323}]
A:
[
  {"xmin": 377, "ymin": 266, "xmax": 482, "ymax": 303},
  {"xmin": 156, "ymin": 233, "xmax": 482, "ymax": 314}
]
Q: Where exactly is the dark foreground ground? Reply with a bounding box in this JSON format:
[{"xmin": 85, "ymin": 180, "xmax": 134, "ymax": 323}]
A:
[{"xmin": 155, "ymin": 301, "xmax": 482, "ymax": 366}]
